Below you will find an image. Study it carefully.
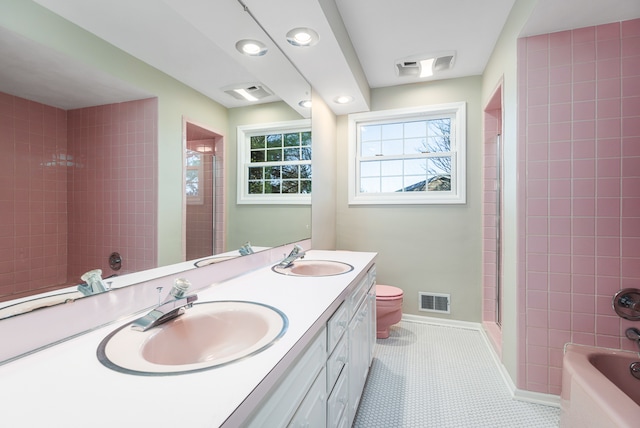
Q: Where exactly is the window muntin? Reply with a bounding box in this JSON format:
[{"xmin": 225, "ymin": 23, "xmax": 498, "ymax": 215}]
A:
[
  {"xmin": 237, "ymin": 120, "xmax": 311, "ymax": 204},
  {"xmin": 348, "ymin": 102, "xmax": 465, "ymax": 205}
]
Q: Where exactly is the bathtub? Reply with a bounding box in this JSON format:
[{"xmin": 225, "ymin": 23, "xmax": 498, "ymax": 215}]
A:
[{"xmin": 561, "ymin": 344, "xmax": 640, "ymax": 427}]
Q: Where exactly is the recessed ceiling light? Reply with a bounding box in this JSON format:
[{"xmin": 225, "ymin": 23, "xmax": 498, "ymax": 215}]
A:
[
  {"xmin": 286, "ymin": 28, "xmax": 319, "ymax": 47},
  {"xmin": 235, "ymin": 39, "xmax": 268, "ymax": 56},
  {"xmin": 195, "ymin": 145, "xmax": 213, "ymax": 153},
  {"xmin": 298, "ymin": 100, "xmax": 312, "ymax": 108},
  {"xmin": 334, "ymin": 95, "xmax": 353, "ymax": 104}
]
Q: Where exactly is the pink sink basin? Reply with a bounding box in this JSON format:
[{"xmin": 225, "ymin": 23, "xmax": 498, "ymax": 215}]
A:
[
  {"xmin": 272, "ymin": 260, "xmax": 354, "ymax": 277},
  {"xmin": 97, "ymin": 301, "xmax": 288, "ymax": 375}
]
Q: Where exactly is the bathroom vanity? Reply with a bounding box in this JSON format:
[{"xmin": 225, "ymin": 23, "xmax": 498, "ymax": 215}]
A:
[{"xmin": 0, "ymin": 250, "xmax": 376, "ymax": 427}]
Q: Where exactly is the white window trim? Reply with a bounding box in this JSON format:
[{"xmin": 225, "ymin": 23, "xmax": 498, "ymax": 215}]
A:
[
  {"xmin": 347, "ymin": 102, "xmax": 466, "ymax": 205},
  {"xmin": 237, "ymin": 119, "xmax": 311, "ymax": 205}
]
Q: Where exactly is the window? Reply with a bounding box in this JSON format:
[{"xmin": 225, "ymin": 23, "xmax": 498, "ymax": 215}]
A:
[
  {"xmin": 237, "ymin": 119, "xmax": 311, "ymax": 204},
  {"xmin": 186, "ymin": 149, "xmax": 204, "ymax": 205},
  {"xmin": 348, "ymin": 102, "xmax": 466, "ymax": 205}
]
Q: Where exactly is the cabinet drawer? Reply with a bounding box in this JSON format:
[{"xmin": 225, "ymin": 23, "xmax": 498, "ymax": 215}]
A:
[
  {"xmin": 326, "ymin": 334, "xmax": 347, "ymax": 393},
  {"xmin": 368, "ymin": 265, "xmax": 376, "ymax": 287},
  {"xmin": 327, "ymin": 303, "xmax": 347, "ymax": 353},
  {"xmin": 348, "ymin": 276, "xmax": 368, "ymax": 320},
  {"xmin": 327, "ymin": 367, "xmax": 348, "ymax": 427}
]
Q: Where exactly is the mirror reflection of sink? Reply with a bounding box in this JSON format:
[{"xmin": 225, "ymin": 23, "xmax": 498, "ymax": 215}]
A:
[
  {"xmin": 0, "ymin": 291, "xmax": 84, "ymax": 318},
  {"xmin": 194, "ymin": 256, "xmax": 238, "ymax": 267},
  {"xmin": 272, "ymin": 260, "xmax": 354, "ymax": 277},
  {"xmin": 97, "ymin": 301, "xmax": 288, "ymax": 375}
]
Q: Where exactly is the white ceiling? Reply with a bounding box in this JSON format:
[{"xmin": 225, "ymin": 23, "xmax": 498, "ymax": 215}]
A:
[
  {"xmin": 0, "ymin": 26, "xmax": 152, "ymax": 110},
  {"xmin": 4, "ymin": 0, "xmax": 640, "ymax": 114}
]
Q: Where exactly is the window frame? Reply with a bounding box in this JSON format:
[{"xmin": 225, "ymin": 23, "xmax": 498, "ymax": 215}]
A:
[
  {"xmin": 237, "ymin": 119, "xmax": 312, "ymax": 205},
  {"xmin": 347, "ymin": 102, "xmax": 466, "ymax": 205}
]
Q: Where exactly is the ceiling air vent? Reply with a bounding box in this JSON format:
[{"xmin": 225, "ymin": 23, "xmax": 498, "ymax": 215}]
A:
[
  {"xmin": 395, "ymin": 52, "xmax": 455, "ymax": 78},
  {"xmin": 223, "ymin": 83, "xmax": 273, "ymax": 101},
  {"xmin": 434, "ymin": 55, "xmax": 454, "ymax": 72},
  {"xmin": 395, "ymin": 61, "xmax": 420, "ymax": 77}
]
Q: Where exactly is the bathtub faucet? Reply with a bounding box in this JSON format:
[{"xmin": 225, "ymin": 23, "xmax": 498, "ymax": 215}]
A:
[{"xmin": 131, "ymin": 278, "xmax": 198, "ymax": 332}]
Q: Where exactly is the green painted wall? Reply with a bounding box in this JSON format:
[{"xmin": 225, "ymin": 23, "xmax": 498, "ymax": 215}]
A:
[
  {"xmin": 226, "ymin": 102, "xmax": 311, "ymax": 250},
  {"xmin": 336, "ymin": 76, "xmax": 483, "ymax": 322}
]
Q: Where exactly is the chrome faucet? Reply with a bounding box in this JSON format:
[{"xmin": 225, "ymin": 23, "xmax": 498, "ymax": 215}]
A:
[
  {"xmin": 277, "ymin": 244, "xmax": 305, "ymax": 268},
  {"xmin": 131, "ymin": 278, "xmax": 198, "ymax": 332},
  {"xmin": 239, "ymin": 241, "xmax": 255, "ymax": 256},
  {"xmin": 77, "ymin": 269, "xmax": 110, "ymax": 296}
]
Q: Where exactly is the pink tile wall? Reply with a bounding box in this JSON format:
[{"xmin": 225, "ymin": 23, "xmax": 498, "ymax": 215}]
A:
[
  {"xmin": 517, "ymin": 18, "xmax": 640, "ymax": 394},
  {"xmin": 66, "ymin": 98, "xmax": 158, "ymax": 282},
  {"xmin": 0, "ymin": 93, "xmax": 68, "ymax": 301}
]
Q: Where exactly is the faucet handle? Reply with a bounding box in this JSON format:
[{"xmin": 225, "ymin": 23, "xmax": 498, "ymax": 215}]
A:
[
  {"xmin": 171, "ymin": 278, "xmax": 191, "ymax": 298},
  {"xmin": 613, "ymin": 288, "xmax": 640, "ymax": 320},
  {"xmin": 626, "ymin": 327, "xmax": 640, "ymax": 341}
]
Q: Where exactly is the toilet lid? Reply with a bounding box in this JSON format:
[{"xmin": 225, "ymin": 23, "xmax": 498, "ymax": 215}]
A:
[{"xmin": 376, "ymin": 284, "xmax": 403, "ymax": 299}]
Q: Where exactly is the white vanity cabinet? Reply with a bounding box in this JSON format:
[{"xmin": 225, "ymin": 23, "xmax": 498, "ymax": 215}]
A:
[{"xmin": 243, "ymin": 263, "xmax": 376, "ymax": 428}]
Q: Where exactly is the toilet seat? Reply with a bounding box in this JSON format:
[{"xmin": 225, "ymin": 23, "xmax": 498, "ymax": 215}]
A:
[{"xmin": 376, "ymin": 284, "xmax": 403, "ymax": 300}]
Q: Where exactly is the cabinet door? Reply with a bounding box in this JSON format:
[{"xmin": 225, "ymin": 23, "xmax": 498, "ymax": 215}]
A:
[
  {"xmin": 347, "ymin": 301, "xmax": 369, "ymax": 426},
  {"xmin": 288, "ymin": 367, "xmax": 327, "ymax": 428},
  {"xmin": 327, "ymin": 367, "xmax": 348, "ymax": 427},
  {"xmin": 246, "ymin": 330, "xmax": 326, "ymax": 427},
  {"xmin": 367, "ymin": 283, "xmax": 376, "ymax": 365}
]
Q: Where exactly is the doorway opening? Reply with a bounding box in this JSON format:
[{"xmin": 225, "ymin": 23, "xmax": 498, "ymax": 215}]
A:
[
  {"xmin": 482, "ymin": 81, "xmax": 504, "ymax": 355},
  {"xmin": 183, "ymin": 120, "xmax": 225, "ymax": 261}
]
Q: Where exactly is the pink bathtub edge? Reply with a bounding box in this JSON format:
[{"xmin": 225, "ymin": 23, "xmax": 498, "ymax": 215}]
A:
[{"xmin": 561, "ymin": 344, "xmax": 640, "ymax": 428}]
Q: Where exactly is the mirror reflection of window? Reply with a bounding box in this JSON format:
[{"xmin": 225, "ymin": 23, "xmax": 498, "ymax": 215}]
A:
[
  {"xmin": 237, "ymin": 120, "xmax": 312, "ymax": 204},
  {"xmin": 186, "ymin": 149, "xmax": 204, "ymax": 205},
  {"xmin": 248, "ymin": 131, "xmax": 312, "ymax": 195}
]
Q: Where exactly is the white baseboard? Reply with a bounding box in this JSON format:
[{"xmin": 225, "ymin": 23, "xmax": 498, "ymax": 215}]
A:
[
  {"xmin": 402, "ymin": 313, "xmax": 482, "ymax": 331},
  {"xmin": 513, "ymin": 388, "xmax": 561, "ymax": 407},
  {"xmin": 400, "ymin": 313, "xmax": 561, "ymax": 408}
]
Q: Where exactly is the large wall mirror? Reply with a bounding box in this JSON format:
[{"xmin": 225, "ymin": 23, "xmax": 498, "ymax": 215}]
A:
[{"xmin": 0, "ymin": 0, "xmax": 311, "ymax": 319}]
